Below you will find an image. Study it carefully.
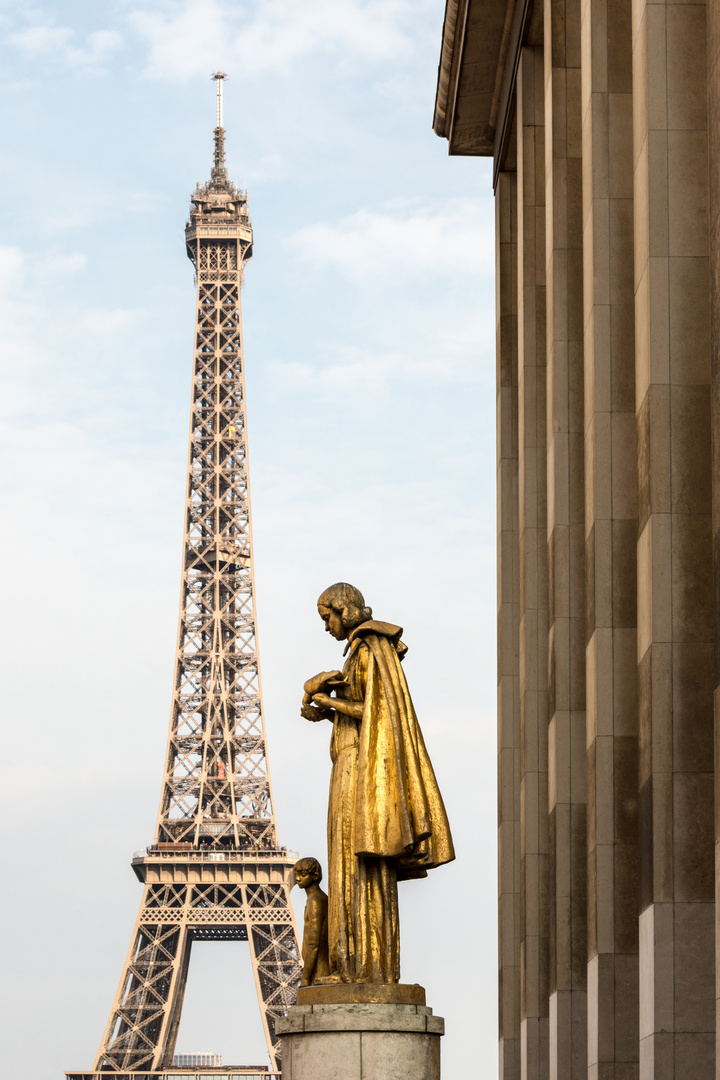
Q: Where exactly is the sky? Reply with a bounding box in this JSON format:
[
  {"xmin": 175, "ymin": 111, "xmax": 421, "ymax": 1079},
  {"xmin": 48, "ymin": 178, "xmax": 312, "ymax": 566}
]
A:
[{"xmin": 0, "ymin": 1, "xmax": 496, "ymax": 1075}]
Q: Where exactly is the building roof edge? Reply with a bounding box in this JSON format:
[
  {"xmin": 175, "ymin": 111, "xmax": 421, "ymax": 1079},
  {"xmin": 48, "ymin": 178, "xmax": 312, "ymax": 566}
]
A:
[
  {"xmin": 432, "ymin": 0, "xmax": 462, "ymax": 139},
  {"xmin": 432, "ymin": 0, "xmax": 517, "ymax": 158}
]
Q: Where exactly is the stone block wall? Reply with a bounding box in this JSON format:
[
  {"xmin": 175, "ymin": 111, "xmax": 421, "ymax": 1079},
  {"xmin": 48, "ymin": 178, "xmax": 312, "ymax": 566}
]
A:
[{"xmin": 436, "ymin": 0, "xmax": 720, "ymax": 1072}]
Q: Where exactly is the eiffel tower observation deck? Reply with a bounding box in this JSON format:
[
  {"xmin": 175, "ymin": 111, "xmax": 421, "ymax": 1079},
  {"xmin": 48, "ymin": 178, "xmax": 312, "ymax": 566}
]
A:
[{"xmin": 66, "ymin": 74, "xmax": 301, "ymax": 1080}]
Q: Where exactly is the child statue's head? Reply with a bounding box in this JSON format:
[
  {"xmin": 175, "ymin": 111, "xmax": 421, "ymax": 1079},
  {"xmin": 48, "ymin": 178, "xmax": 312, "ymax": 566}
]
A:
[{"xmin": 294, "ymin": 856, "xmax": 323, "ymax": 888}]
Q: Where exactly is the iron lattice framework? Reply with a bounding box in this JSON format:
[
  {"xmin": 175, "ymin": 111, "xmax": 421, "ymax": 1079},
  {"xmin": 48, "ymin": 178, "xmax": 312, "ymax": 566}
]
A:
[{"xmin": 67, "ymin": 76, "xmax": 300, "ymax": 1080}]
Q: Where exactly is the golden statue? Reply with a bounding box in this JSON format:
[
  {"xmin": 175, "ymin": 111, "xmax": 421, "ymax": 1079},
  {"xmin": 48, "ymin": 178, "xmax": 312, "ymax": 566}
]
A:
[
  {"xmin": 302, "ymin": 583, "xmax": 455, "ymax": 984},
  {"xmin": 294, "ymin": 857, "xmax": 330, "ymax": 987}
]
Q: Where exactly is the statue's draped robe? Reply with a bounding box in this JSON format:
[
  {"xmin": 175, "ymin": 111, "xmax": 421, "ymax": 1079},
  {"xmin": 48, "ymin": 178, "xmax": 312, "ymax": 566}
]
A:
[{"xmin": 327, "ymin": 621, "xmax": 455, "ymax": 983}]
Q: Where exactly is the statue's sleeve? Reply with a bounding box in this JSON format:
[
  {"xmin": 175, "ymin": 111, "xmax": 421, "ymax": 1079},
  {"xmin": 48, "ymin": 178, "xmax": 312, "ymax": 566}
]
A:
[{"xmin": 351, "ymin": 641, "xmax": 369, "ymax": 702}]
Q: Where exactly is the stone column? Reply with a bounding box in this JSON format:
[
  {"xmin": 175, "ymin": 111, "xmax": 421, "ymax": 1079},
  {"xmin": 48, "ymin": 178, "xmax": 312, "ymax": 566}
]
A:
[
  {"xmin": 632, "ymin": 0, "xmax": 715, "ymax": 1070},
  {"xmin": 543, "ymin": 0, "xmax": 588, "ymax": 1069},
  {"xmin": 517, "ymin": 44, "xmax": 550, "ymax": 1080},
  {"xmin": 580, "ymin": 0, "xmax": 640, "ymax": 1072},
  {"xmin": 707, "ymin": 0, "xmax": 720, "ymax": 1065},
  {"xmin": 497, "ymin": 168, "xmax": 522, "ymax": 1080}
]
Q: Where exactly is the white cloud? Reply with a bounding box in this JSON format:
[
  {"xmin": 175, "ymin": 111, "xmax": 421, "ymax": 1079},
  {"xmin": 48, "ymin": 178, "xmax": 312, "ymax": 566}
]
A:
[
  {"xmin": 289, "ymin": 200, "xmax": 493, "ymax": 283},
  {"xmin": 80, "ymin": 307, "xmax": 138, "ymax": 334},
  {"xmin": 244, "ymin": 152, "xmax": 288, "ymax": 183},
  {"xmin": 129, "ymin": 0, "xmax": 424, "ymax": 81},
  {"xmin": 128, "ymin": 0, "xmax": 226, "ymax": 81},
  {"xmin": 271, "ymin": 200, "xmax": 494, "ymax": 399},
  {"xmin": 0, "ymin": 246, "xmax": 45, "ymax": 391},
  {"xmin": 86, "ymin": 30, "xmax": 123, "ymax": 61},
  {"xmin": 238, "ymin": 0, "xmax": 417, "ymax": 71},
  {"xmin": 44, "ymin": 251, "xmax": 87, "ymax": 276},
  {"xmin": 271, "ymin": 348, "xmax": 406, "ymax": 394},
  {"xmin": 9, "ymin": 25, "xmax": 122, "ymax": 68},
  {"xmin": 0, "ymin": 244, "xmax": 140, "ymax": 422},
  {"xmin": 266, "ymin": 327, "xmax": 486, "ymax": 399},
  {"xmin": 9, "ymin": 25, "xmax": 73, "ymax": 55},
  {"xmin": 40, "ymin": 183, "xmax": 163, "ymax": 233},
  {"xmin": 0, "ymin": 246, "xmax": 86, "ymax": 290},
  {"xmin": 0, "ymin": 245, "xmax": 24, "ymax": 291}
]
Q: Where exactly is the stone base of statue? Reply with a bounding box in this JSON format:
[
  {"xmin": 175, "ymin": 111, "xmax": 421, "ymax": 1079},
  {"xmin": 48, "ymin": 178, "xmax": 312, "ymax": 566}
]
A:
[{"xmin": 276, "ymin": 984, "xmax": 443, "ymax": 1080}]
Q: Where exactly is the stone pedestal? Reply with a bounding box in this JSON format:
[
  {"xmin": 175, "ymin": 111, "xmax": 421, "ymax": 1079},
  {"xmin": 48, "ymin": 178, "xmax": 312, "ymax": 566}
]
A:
[{"xmin": 277, "ymin": 988, "xmax": 444, "ymax": 1080}]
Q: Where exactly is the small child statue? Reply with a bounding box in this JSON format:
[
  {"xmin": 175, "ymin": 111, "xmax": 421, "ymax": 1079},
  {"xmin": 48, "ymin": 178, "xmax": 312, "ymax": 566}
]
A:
[{"xmin": 294, "ymin": 857, "xmax": 330, "ymax": 987}]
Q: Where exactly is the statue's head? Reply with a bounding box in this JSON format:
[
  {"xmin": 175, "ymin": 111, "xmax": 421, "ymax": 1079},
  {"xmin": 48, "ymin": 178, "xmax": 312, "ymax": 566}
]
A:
[
  {"xmin": 294, "ymin": 856, "xmax": 322, "ymax": 888},
  {"xmin": 317, "ymin": 583, "xmax": 372, "ymax": 641}
]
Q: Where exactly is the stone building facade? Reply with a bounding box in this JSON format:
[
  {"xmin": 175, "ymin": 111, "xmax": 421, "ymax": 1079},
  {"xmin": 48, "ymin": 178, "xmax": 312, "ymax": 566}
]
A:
[{"xmin": 434, "ymin": 0, "xmax": 720, "ymax": 1077}]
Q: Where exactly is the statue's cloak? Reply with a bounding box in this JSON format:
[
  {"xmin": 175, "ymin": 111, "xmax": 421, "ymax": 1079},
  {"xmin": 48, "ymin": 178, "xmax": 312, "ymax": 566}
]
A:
[{"xmin": 345, "ymin": 620, "xmax": 455, "ymax": 881}]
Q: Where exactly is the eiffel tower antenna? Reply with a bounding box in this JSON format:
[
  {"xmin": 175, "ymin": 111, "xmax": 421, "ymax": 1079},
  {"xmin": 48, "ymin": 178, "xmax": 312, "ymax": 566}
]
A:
[
  {"xmin": 212, "ymin": 70, "xmax": 226, "ymax": 126},
  {"xmin": 67, "ymin": 76, "xmax": 301, "ymax": 1080}
]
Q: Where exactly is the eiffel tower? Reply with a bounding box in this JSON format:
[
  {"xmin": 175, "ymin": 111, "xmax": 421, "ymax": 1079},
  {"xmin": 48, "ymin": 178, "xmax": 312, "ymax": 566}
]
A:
[{"xmin": 66, "ymin": 74, "xmax": 301, "ymax": 1080}]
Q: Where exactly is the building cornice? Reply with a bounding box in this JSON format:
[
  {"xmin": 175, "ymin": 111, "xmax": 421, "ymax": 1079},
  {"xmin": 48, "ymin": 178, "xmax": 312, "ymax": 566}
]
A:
[
  {"xmin": 433, "ymin": 0, "xmax": 463, "ymax": 141},
  {"xmin": 432, "ymin": 0, "xmax": 520, "ymax": 159}
]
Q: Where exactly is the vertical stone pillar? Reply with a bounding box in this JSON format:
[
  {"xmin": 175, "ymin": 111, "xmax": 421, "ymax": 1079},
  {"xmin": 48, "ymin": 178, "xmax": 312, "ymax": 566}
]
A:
[
  {"xmin": 497, "ymin": 169, "xmax": 521, "ymax": 1080},
  {"xmin": 517, "ymin": 45, "xmax": 550, "ymax": 1080},
  {"xmin": 709, "ymin": 0, "xmax": 720, "ymax": 1063},
  {"xmin": 632, "ymin": 0, "xmax": 715, "ymax": 1070},
  {"xmin": 543, "ymin": 0, "xmax": 588, "ymax": 1070},
  {"xmin": 581, "ymin": 0, "xmax": 640, "ymax": 1071}
]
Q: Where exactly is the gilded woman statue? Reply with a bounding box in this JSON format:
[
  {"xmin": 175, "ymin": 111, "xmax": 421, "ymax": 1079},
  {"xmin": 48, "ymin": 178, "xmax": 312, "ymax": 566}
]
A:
[{"xmin": 302, "ymin": 583, "xmax": 455, "ymax": 984}]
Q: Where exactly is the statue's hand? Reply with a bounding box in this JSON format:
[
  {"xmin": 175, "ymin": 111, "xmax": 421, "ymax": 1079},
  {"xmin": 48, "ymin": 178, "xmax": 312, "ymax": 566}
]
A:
[
  {"xmin": 303, "ymin": 670, "xmax": 343, "ymax": 696},
  {"xmin": 301, "ymin": 702, "xmax": 333, "ymax": 723},
  {"xmin": 312, "ymin": 692, "xmax": 334, "ymax": 710}
]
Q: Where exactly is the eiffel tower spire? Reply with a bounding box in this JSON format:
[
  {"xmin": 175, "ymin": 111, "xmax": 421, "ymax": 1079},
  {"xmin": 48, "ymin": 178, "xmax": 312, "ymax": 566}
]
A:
[
  {"xmin": 210, "ymin": 71, "xmax": 228, "ymax": 184},
  {"xmin": 66, "ymin": 76, "xmax": 301, "ymax": 1080}
]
